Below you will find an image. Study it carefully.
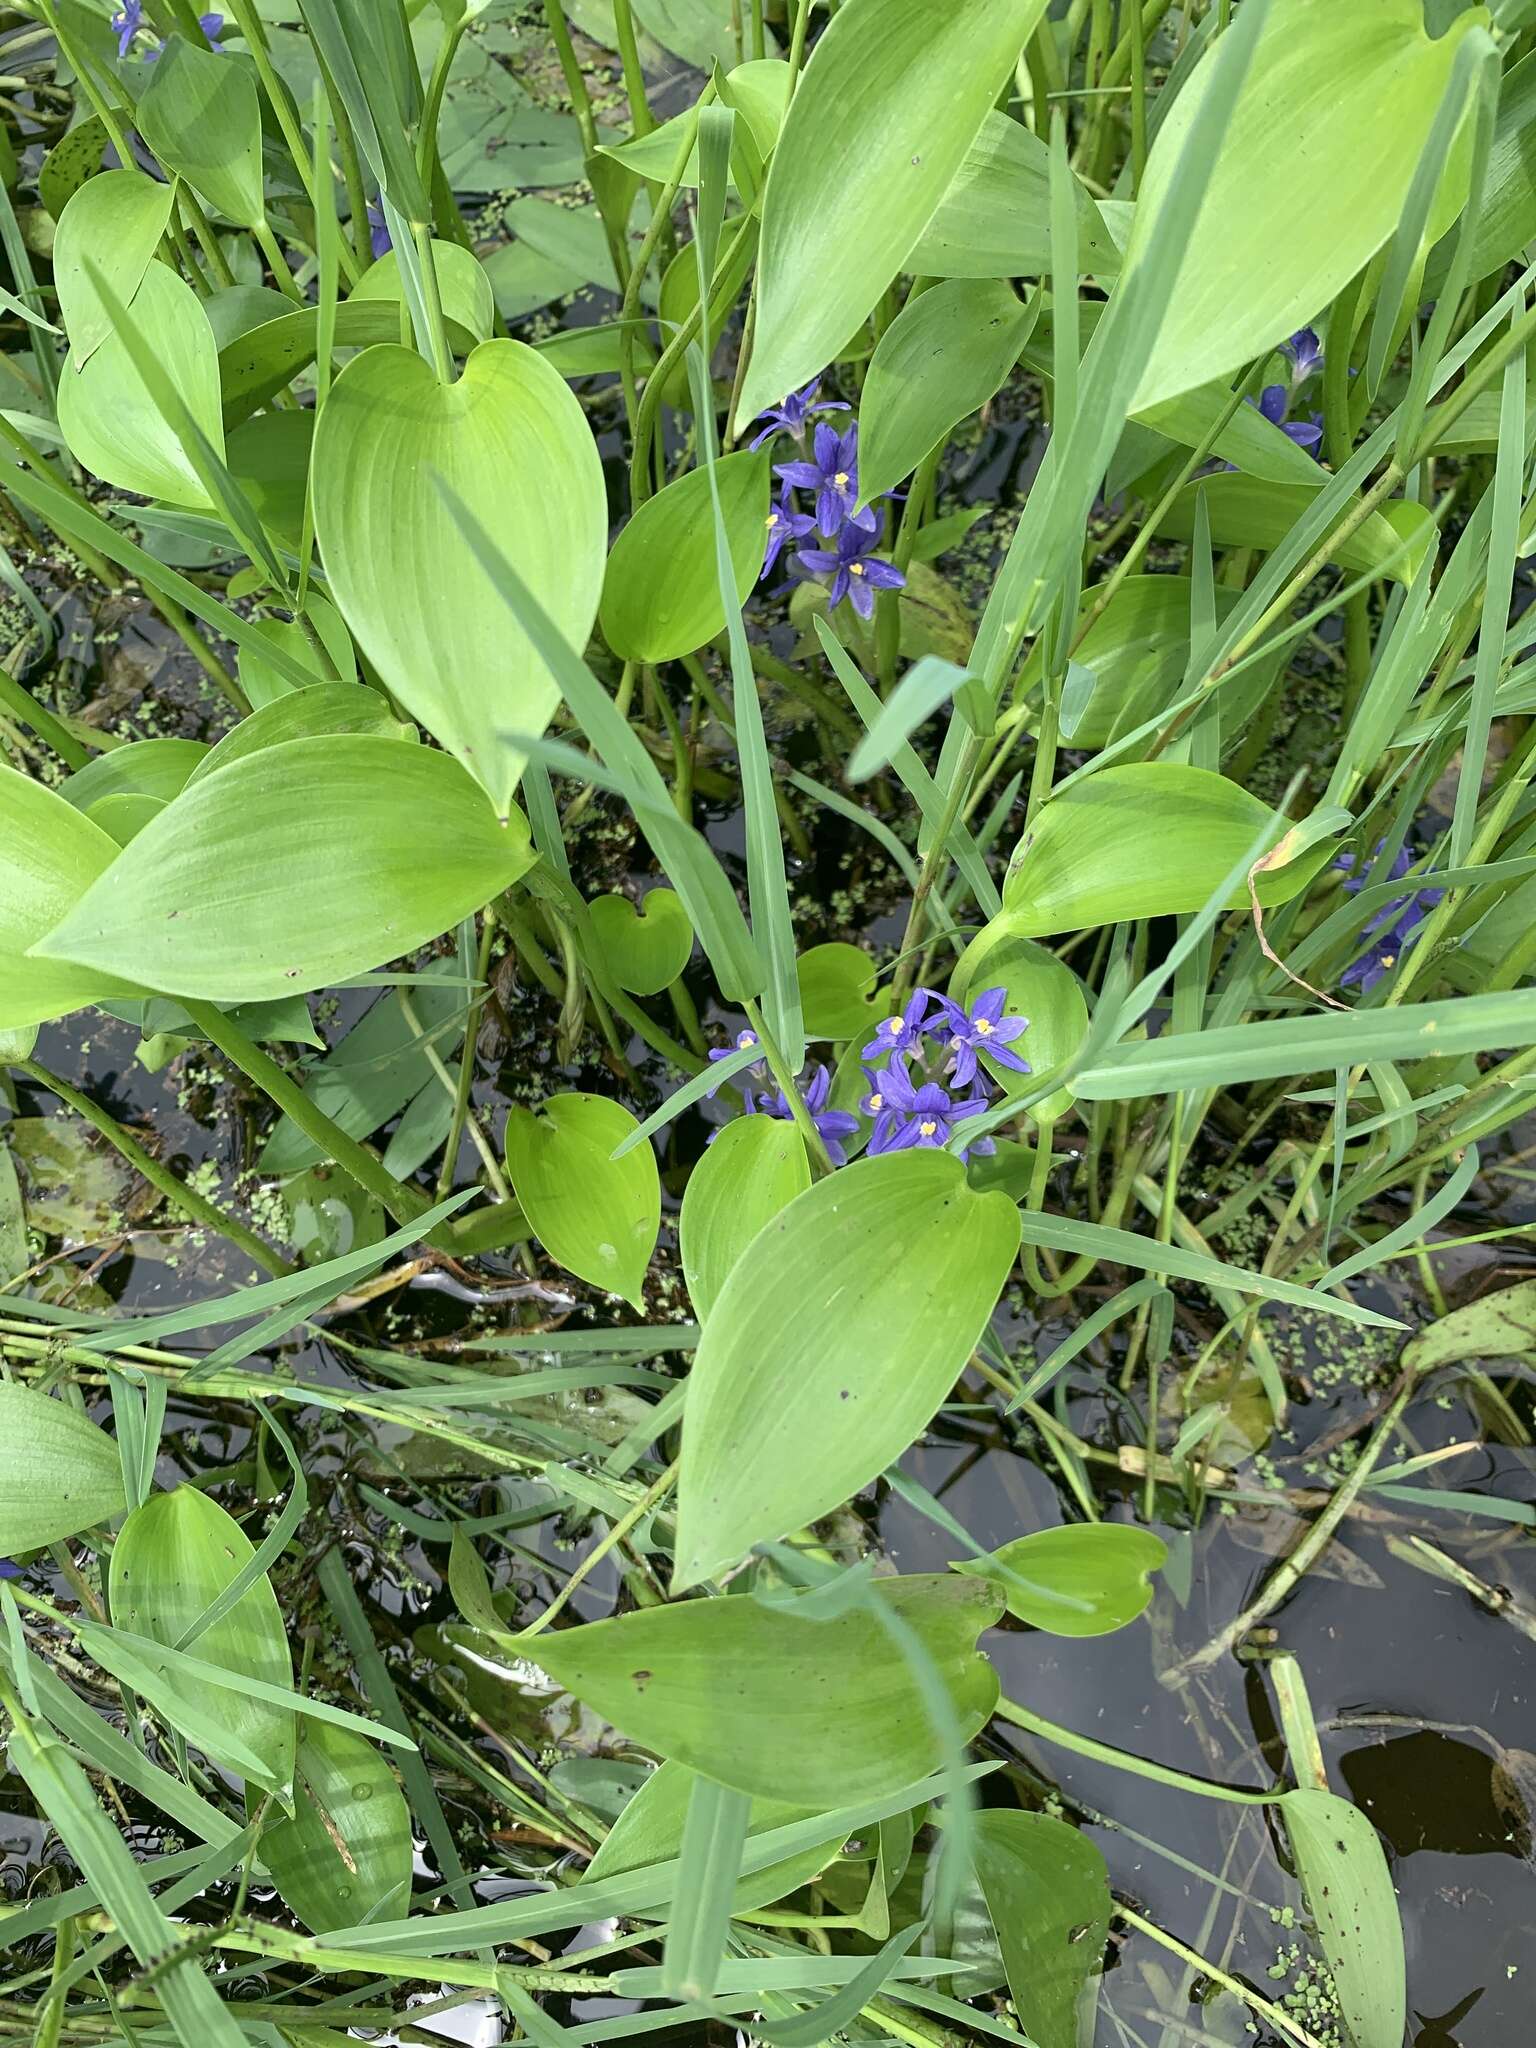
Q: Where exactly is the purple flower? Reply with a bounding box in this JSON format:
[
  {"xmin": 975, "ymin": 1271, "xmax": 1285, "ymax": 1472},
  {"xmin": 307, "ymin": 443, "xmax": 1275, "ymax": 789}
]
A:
[
  {"xmin": 1284, "ymin": 328, "xmax": 1324, "ymax": 383},
  {"xmin": 110, "ymin": 0, "xmax": 142, "ymax": 55},
  {"xmin": 866, "ymin": 1056, "xmax": 992, "ymax": 1160},
  {"xmin": 0, "ymin": 1559, "xmax": 21, "ymax": 1580},
  {"xmin": 935, "ymin": 986, "xmax": 1031, "ymax": 1089},
  {"xmin": 860, "ymin": 987, "xmax": 934, "ymax": 1067},
  {"xmin": 198, "ymin": 10, "xmax": 224, "ymax": 40},
  {"xmin": 1335, "ymin": 842, "xmax": 1443, "ymax": 994},
  {"xmin": 748, "ymin": 377, "xmax": 849, "ymax": 452},
  {"xmin": 747, "ymin": 1062, "xmax": 860, "ymax": 1167},
  {"xmin": 796, "ymin": 511, "xmax": 905, "ymax": 621},
  {"xmin": 706, "ymin": 1027, "xmax": 765, "ymax": 1095},
  {"xmin": 775, "ymin": 422, "xmax": 874, "ymax": 538},
  {"xmin": 1254, "ymin": 383, "xmax": 1323, "ymax": 453},
  {"xmin": 761, "ymin": 487, "xmax": 815, "ymax": 580},
  {"xmin": 367, "ymin": 198, "xmax": 391, "ymax": 259}
]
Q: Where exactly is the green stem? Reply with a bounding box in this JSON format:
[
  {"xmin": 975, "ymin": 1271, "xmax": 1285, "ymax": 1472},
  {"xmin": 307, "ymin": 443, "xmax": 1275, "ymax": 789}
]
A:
[
  {"xmin": 253, "ymin": 218, "xmax": 304, "ymax": 305},
  {"xmin": 435, "ymin": 917, "xmax": 493, "ymax": 1201},
  {"xmin": 612, "ymin": 0, "xmax": 655, "ymax": 134},
  {"xmin": 17, "ymin": 1059, "xmax": 293, "ymax": 1277},
  {"xmin": 182, "ymin": 1000, "xmax": 431, "ymax": 1228},
  {"xmin": 411, "ymin": 219, "xmax": 456, "ymax": 384},
  {"xmin": 744, "ymin": 999, "xmax": 834, "ymax": 1175},
  {"xmin": 891, "ymin": 732, "xmax": 981, "ymax": 1004}
]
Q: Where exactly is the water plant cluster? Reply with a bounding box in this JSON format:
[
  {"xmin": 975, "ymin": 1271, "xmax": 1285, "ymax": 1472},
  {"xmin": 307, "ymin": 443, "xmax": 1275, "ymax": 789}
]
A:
[{"xmin": 2, "ymin": 0, "xmax": 1536, "ymax": 2044}]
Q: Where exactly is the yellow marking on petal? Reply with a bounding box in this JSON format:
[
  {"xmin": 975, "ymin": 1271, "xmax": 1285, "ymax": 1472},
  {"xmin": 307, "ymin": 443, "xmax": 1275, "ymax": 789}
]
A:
[
  {"xmin": 867, "ymin": 1092, "xmax": 883, "ymax": 1111},
  {"xmin": 975, "ymin": 1018, "xmax": 994, "ymax": 1036},
  {"xmin": 918, "ymin": 1120, "xmax": 938, "ymax": 1138},
  {"xmin": 765, "ymin": 513, "xmax": 779, "ymax": 530},
  {"xmin": 849, "ymin": 561, "xmax": 865, "ymax": 576},
  {"xmin": 833, "ymin": 471, "xmax": 850, "ymax": 491}
]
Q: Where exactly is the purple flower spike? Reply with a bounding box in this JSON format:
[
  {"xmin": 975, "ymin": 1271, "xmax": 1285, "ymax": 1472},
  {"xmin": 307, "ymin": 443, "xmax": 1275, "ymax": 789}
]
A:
[
  {"xmin": 796, "ymin": 510, "xmax": 905, "ymax": 620},
  {"xmin": 937, "ymin": 986, "xmax": 1031, "ymax": 1089},
  {"xmin": 748, "ymin": 376, "xmax": 850, "ymax": 451},
  {"xmin": 860, "ymin": 987, "xmax": 933, "ymax": 1067},
  {"xmin": 1250, "ymin": 383, "xmax": 1323, "ymax": 457},
  {"xmin": 748, "ymin": 1061, "xmax": 860, "ymax": 1166},
  {"xmin": 1285, "ymin": 327, "xmax": 1324, "ymax": 383},
  {"xmin": 761, "ymin": 487, "xmax": 815, "ymax": 580},
  {"xmin": 110, "ymin": 0, "xmax": 142, "ymax": 55},
  {"xmin": 866, "ymin": 1055, "xmax": 992, "ymax": 1159},
  {"xmin": 367, "ymin": 198, "xmax": 392, "ymax": 259},
  {"xmin": 198, "ymin": 11, "xmax": 225, "ymax": 42},
  {"xmin": 775, "ymin": 421, "xmax": 873, "ymax": 538},
  {"xmin": 706, "ymin": 1027, "xmax": 765, "ymax": 1096},
  {"xmin": 1334, "ymin": 841, "xmax": 1443, "ymax": 994}
]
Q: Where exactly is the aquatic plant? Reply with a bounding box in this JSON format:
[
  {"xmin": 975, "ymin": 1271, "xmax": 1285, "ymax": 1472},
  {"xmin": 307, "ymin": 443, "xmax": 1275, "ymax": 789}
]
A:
[{"xmin": 0, "ymin": 0, "xmax": 1535, "ymax": 2044}]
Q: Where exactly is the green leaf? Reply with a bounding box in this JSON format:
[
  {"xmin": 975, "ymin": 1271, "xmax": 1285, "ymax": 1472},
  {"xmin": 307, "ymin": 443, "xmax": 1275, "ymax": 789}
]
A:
[
  {"xmin": 529, "ymin": 1574, "xmax": 1002, "ymax": 1805},
  {"xmin": 504, "ymin": 1092, "xmax": 660, "ymax": 1309},
  {"xmin": 859, "ymin": 278, "xmax": 1034, "ymax": 506},
  {"xmin": 315, "ymin": 340, "xmax": 605, "ymax": 820},
  {"xmin": 600, "ymin": 450, "xmax": 770, "ymax": 663},
  {"xmin": 0, "ymin": 764, "xmax": 141, "ymax": 1031},
  {"xmin": 905, "ymin": 112, "xmax": 1117, "ymax": 279},
  {"xmin": 971, "ymin": 1811, "xmax": 1113, "ymax": 2048},
  {"xmin": 60, "ymin": 738, "xmax": 207, "ymax": 818},
  {"xmin": 948, "ymin": 931, "xmax": 1087, "ymax": 1125},
  {"xmin": 188, "ymin": 683, "xmax": 406, "ymax": 787},
  {"xmin": 33, "ymin": 736, "xmax": 536, "ymax": 1003},
  {"xmin": 1076, "ymin": 990, "xmax": 1536, "ymax": 1097},
  {"xmin": 738, "ymin": 0, "xmax": 1050, "ymax": 424},
  {"xmin": 1000, "ymin": 764, "xmax": 1333, "ymax": 936},
  {"xmin": 1129, "ymin": 0, "xmax": 1484, "ymax": 409},
  {"xmin": 679, "ymin": 1113, "xmax": 810, "ymax": 1322},
  {"xmin": 38, "ymin": 112, "xmax": 109, "ymax": 221},
  {"xmin": 349, "ymin": 240, "xmax": 495, "ymax": 341},
  {"xmin": 586, "ymin": 888, "xmax": 695, "ymax": 995},
  {"xmin": 1280, "ymin": 1788, "xmax": 1405, "ymax": 2048},
  {"xmin": 1015, "ymin": 576, "xmax": 1286, "ymax": 752},
  {"xmin": 0, "ymin": 1384, "xmax": 126, "ymax": 1552},
  {"xmin": 1158, "ymin": 475, "xmax": 1435, "ymax": 587},
  {"xmin": 137, "ymin": 35, "xmax": 266, "ymax": 228},
  {"xmin": 954, "ymin": 1525, "xmax": 1166, "ymax": 1636},
  {"xmin": 674, "ymin": 1151, "xmax": 1021, "ymax": 1588},
  {"xmin": 0, "ymin": 1132, "xmax": 24, "ymax": 1283},
  {"xmin": 56, "ymin": 261, "xmax": 224, "ymax": 507},
  {"xmin": 52, "ymin": 169, "xmax": 173, "ymax": 367},
  {"xmin": 1427, "ymin": 44, "xmax": 1536, "ymax": 290},
  {"xmin": 796, "ymin": 940, "xmax": 885, "ymax": 1039},
  {"xmin": 109, "ymin": 1487, "xmax": 297, "ymax": 1799},
  {"xmin": 256, "ymin": 1722, "xmax": 412, "ymax": 1933},
  {"xmin": 583, "ymin": 1757, "xmax": 841, "ymax": 1913}
]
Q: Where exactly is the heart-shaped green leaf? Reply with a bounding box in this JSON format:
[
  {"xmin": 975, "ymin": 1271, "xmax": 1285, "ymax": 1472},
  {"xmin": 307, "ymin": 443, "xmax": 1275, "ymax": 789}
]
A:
[
  {"xmin": 314, "ymin": 339, "xmax": 606, "ymax": 820},
  {"xmin": 796, "ymin": 941, "xmax": 885, "ymax": 1041},
  {"xmin": 954, "ymin": 1524, "xmax": 1167, "ymax": 1636},
  {"xmin": 136, "ymin": 34, "xmax": 266, "ymax": 228},
  {"xmin": 34, "ymin": 736, "xmax": 536, "ymax": 1003},
  {"xmin": 0, "ymin": 765, "xmax": 141, "ymax": 1031},
  {"xmin": 109, "ymin": 1487, "xmax": 296, "ymax": 1799},
  {"xmin": 972, "ymin": 1812, "xmax": 1113, "ymax": 2048},
  {"xmin": 600, "ymin": 451, "xmax": 769, "ymax": 662},
  {"xmin": 904, "ymin": 111, "xmax": 1118, "ymax": 280},
  {"xmin": 587, "ymin": 888, "xmax": 695, "ymax": 994},
  {"xmin": 529, "ymin": 1574, "xmax": 1002, "ymax": 1805},
  {"xmin": 0, "ymin": 1384, "xmax": 126, "ymax": 1552},
  {"xmin": 57, "ymin": 260, "xmax": 224, "ymax": 507},
  {"xmin": 504, "ymin": 1092, "xmax": 660, "ymax": 1309},
  {"xmin": 256, "ymin": 1723, "xmax": 412, "ymax": 1934},
  {"xmin": 674, "ymin": 1151, "xmax": 1021, "ymax": 1588},
  {"xmin": 187, "ymin": 684, "xmax": 409, "ymax": 788},
  {"xmin": 1129, "ymin": 0, "xmax": 1484, "ymax": 410},
  {"xmin": 948, "ymin": 931, "xmax": 1087, "ymax": 1124},
  {"xmin": 738, "ymin": 0, "xmax": 1050, "ymax": 423},
  {"xmin": 59, "ymin": 739, "xmax": 208, "ymax": 817},
  {"xmin": 52, "ymin": 169, "xmax": 174, "ymax": 366},
  {"xmin": 1001, "ymin": 764, "xmax": 1334, "ymax": 936},
  {"xmin": 679, "ymin": 1113, "xmax": 810, "ymax": 1322}
]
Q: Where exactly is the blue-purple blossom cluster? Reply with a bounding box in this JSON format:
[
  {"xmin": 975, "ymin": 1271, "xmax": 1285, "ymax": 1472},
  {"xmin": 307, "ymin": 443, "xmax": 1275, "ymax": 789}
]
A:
[
  {"xmin": 1233, "ymin": 328, "xmax": 1326, "ymax": 463},
  {"xmin": 0, "ymin": 1559, "xmax": 21, "ymax": 1579},
  {"xmin": 111, "ymin": 1, "xmax": 224, "ymax": 58},
  {"xmin": 707, "ymin": 985, "xmax": 1030, "ymax": 1166},
  {"xmin": 1335, "ymin": 840, "xmax": 1443, "ymax": 994},
  {"xmin": 753, "ymin": 380, "xmax": 906, "ymax": 621}
]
